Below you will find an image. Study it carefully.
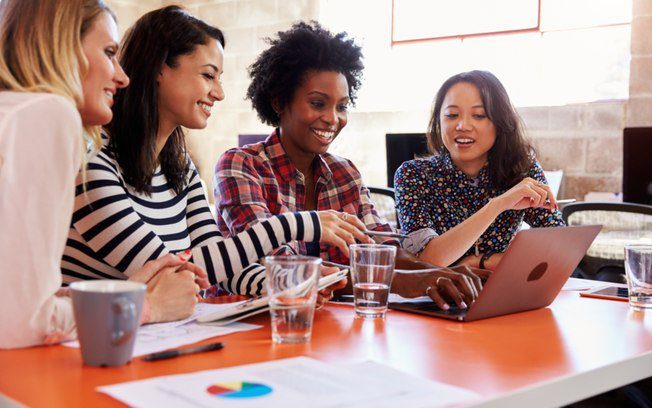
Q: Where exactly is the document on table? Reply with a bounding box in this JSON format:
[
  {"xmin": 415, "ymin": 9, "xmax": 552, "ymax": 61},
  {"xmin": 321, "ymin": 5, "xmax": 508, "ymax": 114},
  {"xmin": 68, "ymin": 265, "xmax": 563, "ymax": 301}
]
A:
[
  {"xmin": 561, "ymin": 277, "xmax": 605, "ymax": 291},
  {"xmin": 98, "ymin": 356, "xmax": 480, "ymax": 408},
  {"xmin": 63, "ymin": 302, "xmax": 262, "ymax": 357}
]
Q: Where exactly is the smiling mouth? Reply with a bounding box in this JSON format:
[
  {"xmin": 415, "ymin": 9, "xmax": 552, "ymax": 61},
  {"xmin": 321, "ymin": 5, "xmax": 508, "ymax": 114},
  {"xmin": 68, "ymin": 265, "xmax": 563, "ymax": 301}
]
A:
[
  {"xmin": 198, "ymin": 102, "xmax": 212, "ymax": 116},
  {"xmin": 311, "ymin": 128, "xmax": 336, "ymax": 143},
  {"xmin": 454, "ymin": 137, "xmax": 475, "ymax": 146}
]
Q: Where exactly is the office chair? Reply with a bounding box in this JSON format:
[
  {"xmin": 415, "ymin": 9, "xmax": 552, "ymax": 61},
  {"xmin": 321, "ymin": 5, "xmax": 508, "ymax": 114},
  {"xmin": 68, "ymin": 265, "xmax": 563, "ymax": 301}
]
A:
[
  {"xmin": 562, "ymin": 202, "xmax": 652, "ymax": 283},
  {"xmin": 367, "ymin": 186, "xmax": 399, "ymax": 230}
]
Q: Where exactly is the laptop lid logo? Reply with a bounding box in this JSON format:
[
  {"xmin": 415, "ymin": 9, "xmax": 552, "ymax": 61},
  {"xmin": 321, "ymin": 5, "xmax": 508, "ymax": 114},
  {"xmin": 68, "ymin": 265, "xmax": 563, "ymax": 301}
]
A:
[{"xmin": 527, "ymin": 262, "xmax": 548, "ymax": 281}]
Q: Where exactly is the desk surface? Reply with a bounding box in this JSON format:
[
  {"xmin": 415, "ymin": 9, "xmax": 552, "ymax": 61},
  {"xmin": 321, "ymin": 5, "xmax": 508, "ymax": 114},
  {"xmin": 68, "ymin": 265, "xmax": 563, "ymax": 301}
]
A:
[{"xmin": 2, "ymin": 287, "xmax": 652, "ymax": 407}]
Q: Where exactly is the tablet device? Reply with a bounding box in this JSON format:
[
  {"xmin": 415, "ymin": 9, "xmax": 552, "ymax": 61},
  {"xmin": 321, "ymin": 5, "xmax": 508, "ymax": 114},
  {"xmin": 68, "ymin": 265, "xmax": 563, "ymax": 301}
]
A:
[{"xmin": 197, "ymin": 268, "xmax": 349, "ymax": 326}]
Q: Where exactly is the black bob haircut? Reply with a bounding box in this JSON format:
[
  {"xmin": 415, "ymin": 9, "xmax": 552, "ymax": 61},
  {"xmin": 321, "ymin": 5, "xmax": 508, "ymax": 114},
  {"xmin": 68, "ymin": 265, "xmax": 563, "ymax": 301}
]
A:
[
  {"xmin": 246, "ymin": 21, "xmax": 364, "ymax": 127},
  {"xmin": 107, "ymin": 5, "xmax": 224, "ymax": 195}
]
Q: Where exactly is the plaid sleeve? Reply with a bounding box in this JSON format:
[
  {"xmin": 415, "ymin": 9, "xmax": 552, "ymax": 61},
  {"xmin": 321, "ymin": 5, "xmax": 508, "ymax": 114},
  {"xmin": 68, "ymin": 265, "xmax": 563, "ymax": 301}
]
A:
[
  {"xmin": 523, "ymin": 160, "xmax": 566, "ymax": 228},
  {"xmin": 214, "ymin": 149, "xmax": 298, "ymax": 256},
  {"xmin": 345, "ymin": 160, "xmax": 399, "ymax": 246}
]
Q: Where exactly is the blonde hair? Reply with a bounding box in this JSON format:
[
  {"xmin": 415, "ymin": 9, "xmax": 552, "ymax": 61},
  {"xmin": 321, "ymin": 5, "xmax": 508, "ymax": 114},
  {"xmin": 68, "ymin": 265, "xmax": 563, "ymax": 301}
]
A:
[{"xmin": 0, "ymin": 0, "xmax": 115, "ymax": 151}]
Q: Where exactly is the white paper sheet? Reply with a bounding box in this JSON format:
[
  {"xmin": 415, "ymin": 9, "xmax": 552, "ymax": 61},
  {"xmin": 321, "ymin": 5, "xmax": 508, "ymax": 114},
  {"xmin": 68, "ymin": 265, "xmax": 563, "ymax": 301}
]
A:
[
  {"xmin": 561, "ymin": 277, "xmax": 608, "ymax": 291},
  {"xmin": 97, "ymin": 356, "xmax": 479, "ymax": 408},
  {"xmin": 63, "ymin": 302, "xmax": 262, "ymax": 357}
]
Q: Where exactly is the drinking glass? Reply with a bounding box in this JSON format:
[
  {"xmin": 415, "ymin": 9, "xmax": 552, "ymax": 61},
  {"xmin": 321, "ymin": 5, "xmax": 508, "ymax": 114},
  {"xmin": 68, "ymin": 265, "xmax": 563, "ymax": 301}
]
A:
[
  {"xmin": 264, "ymin": 256, "xmax": 321, "ymax": 343},
  {"xmin": 349, "ymin": 244, "xmax": 397, "ymax": 318},
  {"xmin": 625, "ymin": 245, "xmax": 652, "ymax": 310}
]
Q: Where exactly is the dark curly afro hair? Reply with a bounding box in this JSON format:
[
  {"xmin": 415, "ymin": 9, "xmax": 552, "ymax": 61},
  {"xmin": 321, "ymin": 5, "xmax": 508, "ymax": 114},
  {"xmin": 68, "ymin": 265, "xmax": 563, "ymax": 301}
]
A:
[{"xmin": 246, "ymin": 21, "xmax": 364, "ymax": 127}]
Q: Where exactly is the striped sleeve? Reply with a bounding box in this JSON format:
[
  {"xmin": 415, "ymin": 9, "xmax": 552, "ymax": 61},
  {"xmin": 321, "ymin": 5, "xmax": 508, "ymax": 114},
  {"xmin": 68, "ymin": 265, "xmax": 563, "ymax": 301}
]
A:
[
  {"xmin": 69, "ymin": 151, "xmax": 323, "ymax": 296},
  {"xmin": 191, "ymin": 208, "xmax": 322, "ymax": 294},
  {"xmin": 214, "ymin": 148, "xmax": 302, "ymax": 257},
  {"xmin": 177, "ymin": 161, "xmax": 322, "ymax": 295}
]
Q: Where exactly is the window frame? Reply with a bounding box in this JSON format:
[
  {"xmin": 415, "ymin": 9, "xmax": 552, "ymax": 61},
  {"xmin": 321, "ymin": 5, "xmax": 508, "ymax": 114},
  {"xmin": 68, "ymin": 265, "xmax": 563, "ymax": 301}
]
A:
[{"xmin": 391, "ymin": 0, "xmax": 542, "ymax": 45}]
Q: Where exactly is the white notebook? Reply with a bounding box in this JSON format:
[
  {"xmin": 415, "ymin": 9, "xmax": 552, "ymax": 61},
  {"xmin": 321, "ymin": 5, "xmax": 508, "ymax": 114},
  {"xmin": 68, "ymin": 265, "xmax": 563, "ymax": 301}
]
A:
[{"xmin": 197, "ymin": 268, "xmax": 349, "ymax": 326}]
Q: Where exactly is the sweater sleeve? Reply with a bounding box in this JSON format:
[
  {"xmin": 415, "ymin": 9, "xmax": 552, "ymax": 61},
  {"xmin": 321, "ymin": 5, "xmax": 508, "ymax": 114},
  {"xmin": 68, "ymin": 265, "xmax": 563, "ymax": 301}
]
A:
[
  {"xmin": 185, "ymin": 162, "xmax": 321, "ymax": 295},
  {"xmin": 0, "ymin": 94, "xmax": 82, "ymax": 348},
  {"xmin": 70, "ymin": 153, "xmax": 322, "ymax": 296}
]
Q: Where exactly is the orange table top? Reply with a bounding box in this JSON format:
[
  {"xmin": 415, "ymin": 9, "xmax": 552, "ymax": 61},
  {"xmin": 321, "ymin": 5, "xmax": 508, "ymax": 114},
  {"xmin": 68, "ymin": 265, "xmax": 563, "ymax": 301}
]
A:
[{"xmin": 2, "ymin": 290, "xmax": 652, "ymax": 407}]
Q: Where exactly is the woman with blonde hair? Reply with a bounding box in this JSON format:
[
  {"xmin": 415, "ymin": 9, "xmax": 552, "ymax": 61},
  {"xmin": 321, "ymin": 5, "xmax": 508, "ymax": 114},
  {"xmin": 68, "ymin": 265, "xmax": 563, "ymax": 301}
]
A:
[{"xmin": 0, "ymin": 0, "xmax": 208, "ymax": 349}]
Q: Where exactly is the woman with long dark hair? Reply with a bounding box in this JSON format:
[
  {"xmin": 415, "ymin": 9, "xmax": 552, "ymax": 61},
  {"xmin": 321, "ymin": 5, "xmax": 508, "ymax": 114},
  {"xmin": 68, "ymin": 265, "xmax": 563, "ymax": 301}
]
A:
[
  {"xmin": 215, "ymin": 22, "xmax": 487, "ymax": 310},
  {"xmin": 62, "ymin": 6, "xmax": 367, "ymax": 299},
  {"xmin": 395, "ymin": 70, "xmax": 565, "ymax": 270}
]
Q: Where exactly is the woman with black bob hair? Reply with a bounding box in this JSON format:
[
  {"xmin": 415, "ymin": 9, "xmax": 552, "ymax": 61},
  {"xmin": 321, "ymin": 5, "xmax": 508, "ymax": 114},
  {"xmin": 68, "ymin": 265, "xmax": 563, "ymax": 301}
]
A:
[
  {"xmin": 215, "ymin": 22, "xmax": 486, "ymax": 311},
  {"xmin": 395, "ymin": 70, "xmax": 565, "ymax": 271},
  {"xmin": 62, "ymin": 6, "xmax": 369, "ymax": 301}
]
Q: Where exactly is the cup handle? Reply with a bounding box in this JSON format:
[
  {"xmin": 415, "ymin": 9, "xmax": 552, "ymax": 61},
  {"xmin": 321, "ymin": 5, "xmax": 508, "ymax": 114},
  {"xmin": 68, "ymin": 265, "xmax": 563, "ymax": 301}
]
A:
[{"xmin": 111, "ymin": 297, "xmax": 137, "ymax": 346}]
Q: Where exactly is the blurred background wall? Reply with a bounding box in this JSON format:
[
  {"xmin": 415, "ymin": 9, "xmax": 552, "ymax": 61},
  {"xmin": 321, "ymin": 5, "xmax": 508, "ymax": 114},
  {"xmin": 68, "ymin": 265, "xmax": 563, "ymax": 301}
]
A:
[{"xmin": 106, "ymin": 0, "xmax": 652, "ymax": 202}]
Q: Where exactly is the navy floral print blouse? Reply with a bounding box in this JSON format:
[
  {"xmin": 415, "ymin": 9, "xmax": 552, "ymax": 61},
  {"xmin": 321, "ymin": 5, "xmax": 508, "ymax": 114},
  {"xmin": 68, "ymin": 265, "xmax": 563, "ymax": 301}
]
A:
[{"xmin": 394, "ymin": 153, "xmax": 565, "ymax": 258}]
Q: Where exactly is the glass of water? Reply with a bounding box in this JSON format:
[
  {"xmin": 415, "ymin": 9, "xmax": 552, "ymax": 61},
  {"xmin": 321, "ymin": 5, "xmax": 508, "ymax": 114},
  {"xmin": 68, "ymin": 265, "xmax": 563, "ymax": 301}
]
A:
[
  {"xmin": 625, "ymin": 245, "xmax": 652, "ymax": 310},
  {"xmin": 264, "ymin": 256, "xmax": 321, "ymax": 343},
  {"xmin": 349, "ymin": 244, "xmax": 397, "ymax": 318}
]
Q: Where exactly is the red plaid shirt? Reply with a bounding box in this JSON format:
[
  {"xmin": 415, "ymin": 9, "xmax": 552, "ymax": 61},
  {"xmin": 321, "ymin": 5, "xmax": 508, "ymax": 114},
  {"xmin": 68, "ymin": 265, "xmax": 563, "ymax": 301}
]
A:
[{"xmin": 214, "ymin": 130, "xmax": 397, "ymax": 264}]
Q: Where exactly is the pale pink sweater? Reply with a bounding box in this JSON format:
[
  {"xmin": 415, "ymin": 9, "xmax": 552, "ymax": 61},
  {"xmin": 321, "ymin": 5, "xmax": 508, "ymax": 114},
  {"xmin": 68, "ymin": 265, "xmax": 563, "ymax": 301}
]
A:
[{"xmin": 0, "ymin": 92, "xmax": 82, "ymax": 348}]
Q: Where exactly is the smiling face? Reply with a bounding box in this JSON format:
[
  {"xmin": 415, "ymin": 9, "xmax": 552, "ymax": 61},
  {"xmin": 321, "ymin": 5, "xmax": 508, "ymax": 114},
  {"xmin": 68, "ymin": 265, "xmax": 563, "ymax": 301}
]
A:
[
  {"xmin": 79, "ymin": 12, "xmax": 129, "ymax": 126},
  {"xmin": 278, "ymin": 70, "xmax": 350, "ymax": 160},
  {"xmin": 156, "ymin": 38, "xmax": 225, "ymax": 134},
  {"xmin": 440, "ymin": 81, "xmax": 496, "ymax": 175}
]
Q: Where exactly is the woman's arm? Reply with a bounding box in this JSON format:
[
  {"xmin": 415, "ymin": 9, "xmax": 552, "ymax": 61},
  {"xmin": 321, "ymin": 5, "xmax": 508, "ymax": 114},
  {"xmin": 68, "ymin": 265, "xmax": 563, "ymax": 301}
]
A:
[
  {"xmin": 418, "ymin": 199, "xmax": 506, "ymax": 266},
  {"xmin": 0, "ymin": 95, "xmax": 82, "ymax": 348},
  {"xmin": 396, "ymin": 161, "xmax": 556, "ymax": 267},
  {"xmin": 70, "ymin": 153, "xmax": 323, "ymax": 291},
  {"xmin": 214, "ymin": 148, "xmax": 297, "ymax": 256},
  {"xmin": 395, "ymin": 159, "xmax": 501, "ymax": 266}
]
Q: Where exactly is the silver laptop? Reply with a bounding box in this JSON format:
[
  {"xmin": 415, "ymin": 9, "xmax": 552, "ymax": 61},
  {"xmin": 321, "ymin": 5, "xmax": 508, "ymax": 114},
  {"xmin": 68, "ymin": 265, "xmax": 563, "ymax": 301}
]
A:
[{"xmin": 389, "ymin": 225, "xmax": 601, "ymax": 322}]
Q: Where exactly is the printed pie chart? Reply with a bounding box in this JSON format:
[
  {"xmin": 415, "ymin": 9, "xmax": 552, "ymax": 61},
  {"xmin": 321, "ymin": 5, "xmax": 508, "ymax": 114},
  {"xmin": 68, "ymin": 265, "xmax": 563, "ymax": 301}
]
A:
[{"xmin": 207, "ymin": 381, "xmax": 273, "ymax": 399}]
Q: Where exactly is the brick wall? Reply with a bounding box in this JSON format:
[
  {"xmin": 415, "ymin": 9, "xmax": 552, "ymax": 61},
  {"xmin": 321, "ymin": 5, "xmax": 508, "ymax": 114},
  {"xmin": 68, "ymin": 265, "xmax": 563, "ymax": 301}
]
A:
[
  {"xmin": 628, "ymin": 0, "xmax": 652, "ymax": 127},
  {"xmin": 106, "ymin": 0, "xmax": 644, "ymax": 202}
]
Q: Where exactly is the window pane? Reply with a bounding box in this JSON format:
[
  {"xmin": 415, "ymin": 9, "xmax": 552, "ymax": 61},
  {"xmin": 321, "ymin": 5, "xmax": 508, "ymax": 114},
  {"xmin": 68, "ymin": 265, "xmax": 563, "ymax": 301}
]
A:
[
  {"xmin": 393, "ymin": 0, "xmax": 539, "ymax": 42},
  {"xmin": 540, "ymin": 0, "xmax": 632, "ymax": 31}
]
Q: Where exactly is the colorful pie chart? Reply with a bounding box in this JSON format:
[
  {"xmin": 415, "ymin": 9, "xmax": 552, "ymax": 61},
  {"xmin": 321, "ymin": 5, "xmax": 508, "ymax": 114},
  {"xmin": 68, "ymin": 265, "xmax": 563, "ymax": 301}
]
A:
[{"xmin": 207, "ymin": 381, "xmax": 273, "ymax": 399}]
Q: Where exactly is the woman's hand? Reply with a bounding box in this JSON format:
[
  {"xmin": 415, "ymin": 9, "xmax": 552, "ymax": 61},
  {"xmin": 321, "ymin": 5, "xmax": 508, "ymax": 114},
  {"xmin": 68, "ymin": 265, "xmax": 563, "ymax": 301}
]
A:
[
  {"xmin": 457, "ymin": 253, "xmax": 504, "ymax": 271},
  {"xmin": 129, "ymin": 253, "xmax": 209, "ymax": 324},
  {"xmin": 317, "ymin": 210, "xmax": 373, "ymax": 256},
  {"xmin": 315, "ymin": 266, "xmax": 348, "ymax": 309},
  {"xmin": 392, "ymin": 266, "xmax": 485, "ymax": 310},
  {"xmin": 493, "ymin": 177, "xmax": 557, "ymax": 212}
]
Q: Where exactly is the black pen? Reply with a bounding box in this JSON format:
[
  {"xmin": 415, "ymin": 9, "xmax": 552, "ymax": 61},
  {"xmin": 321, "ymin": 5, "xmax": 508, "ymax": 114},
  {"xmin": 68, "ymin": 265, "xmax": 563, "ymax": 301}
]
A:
[{"xmin": 142, "ymin": 342, "xmax": 224, "ymax": 362}]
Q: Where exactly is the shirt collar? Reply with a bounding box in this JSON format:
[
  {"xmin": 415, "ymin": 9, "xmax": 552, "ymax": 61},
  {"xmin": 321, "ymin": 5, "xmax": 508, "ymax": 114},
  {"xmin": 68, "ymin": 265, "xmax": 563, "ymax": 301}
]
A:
[
  {"xmin": 265, "ymin": 129, "xmax": 333, "ymax": 184},
  {"xmin": 440, "ymin": 151, "xmax": 489, "ymax": 187}
]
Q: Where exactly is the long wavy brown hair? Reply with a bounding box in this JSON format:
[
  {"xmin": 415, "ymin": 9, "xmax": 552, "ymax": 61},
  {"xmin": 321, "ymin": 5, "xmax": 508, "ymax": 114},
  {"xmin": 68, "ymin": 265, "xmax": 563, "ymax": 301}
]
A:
[
  {"xmin": 427, "ymin": 70, "xmax": 534, "ymax": 190},
  {"xmin": 106, "ymin": 6, "xmax": 224, "ymax": 195}
]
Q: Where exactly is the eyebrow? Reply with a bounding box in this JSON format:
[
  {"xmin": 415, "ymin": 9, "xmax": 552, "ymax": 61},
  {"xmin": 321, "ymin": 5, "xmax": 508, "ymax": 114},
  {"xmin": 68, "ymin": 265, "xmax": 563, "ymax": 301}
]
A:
[
  {"xmin": 202, "ymin": 64, "xmax": 220, "ymax": 73},
  {"xmin": 444, "ymin": 104, "xmax": 485, "ymax": 109},
  {"xmin": 307, "ymin": 91, "xmax": 350, "ymax": 102}
]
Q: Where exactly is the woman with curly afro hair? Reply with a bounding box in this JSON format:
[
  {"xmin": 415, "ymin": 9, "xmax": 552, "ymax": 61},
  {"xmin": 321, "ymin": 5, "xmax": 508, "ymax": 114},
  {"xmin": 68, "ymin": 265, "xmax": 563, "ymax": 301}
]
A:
[{"xmin": 214, "ymin": 21, "xmax": 487, "ymax": 310}]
